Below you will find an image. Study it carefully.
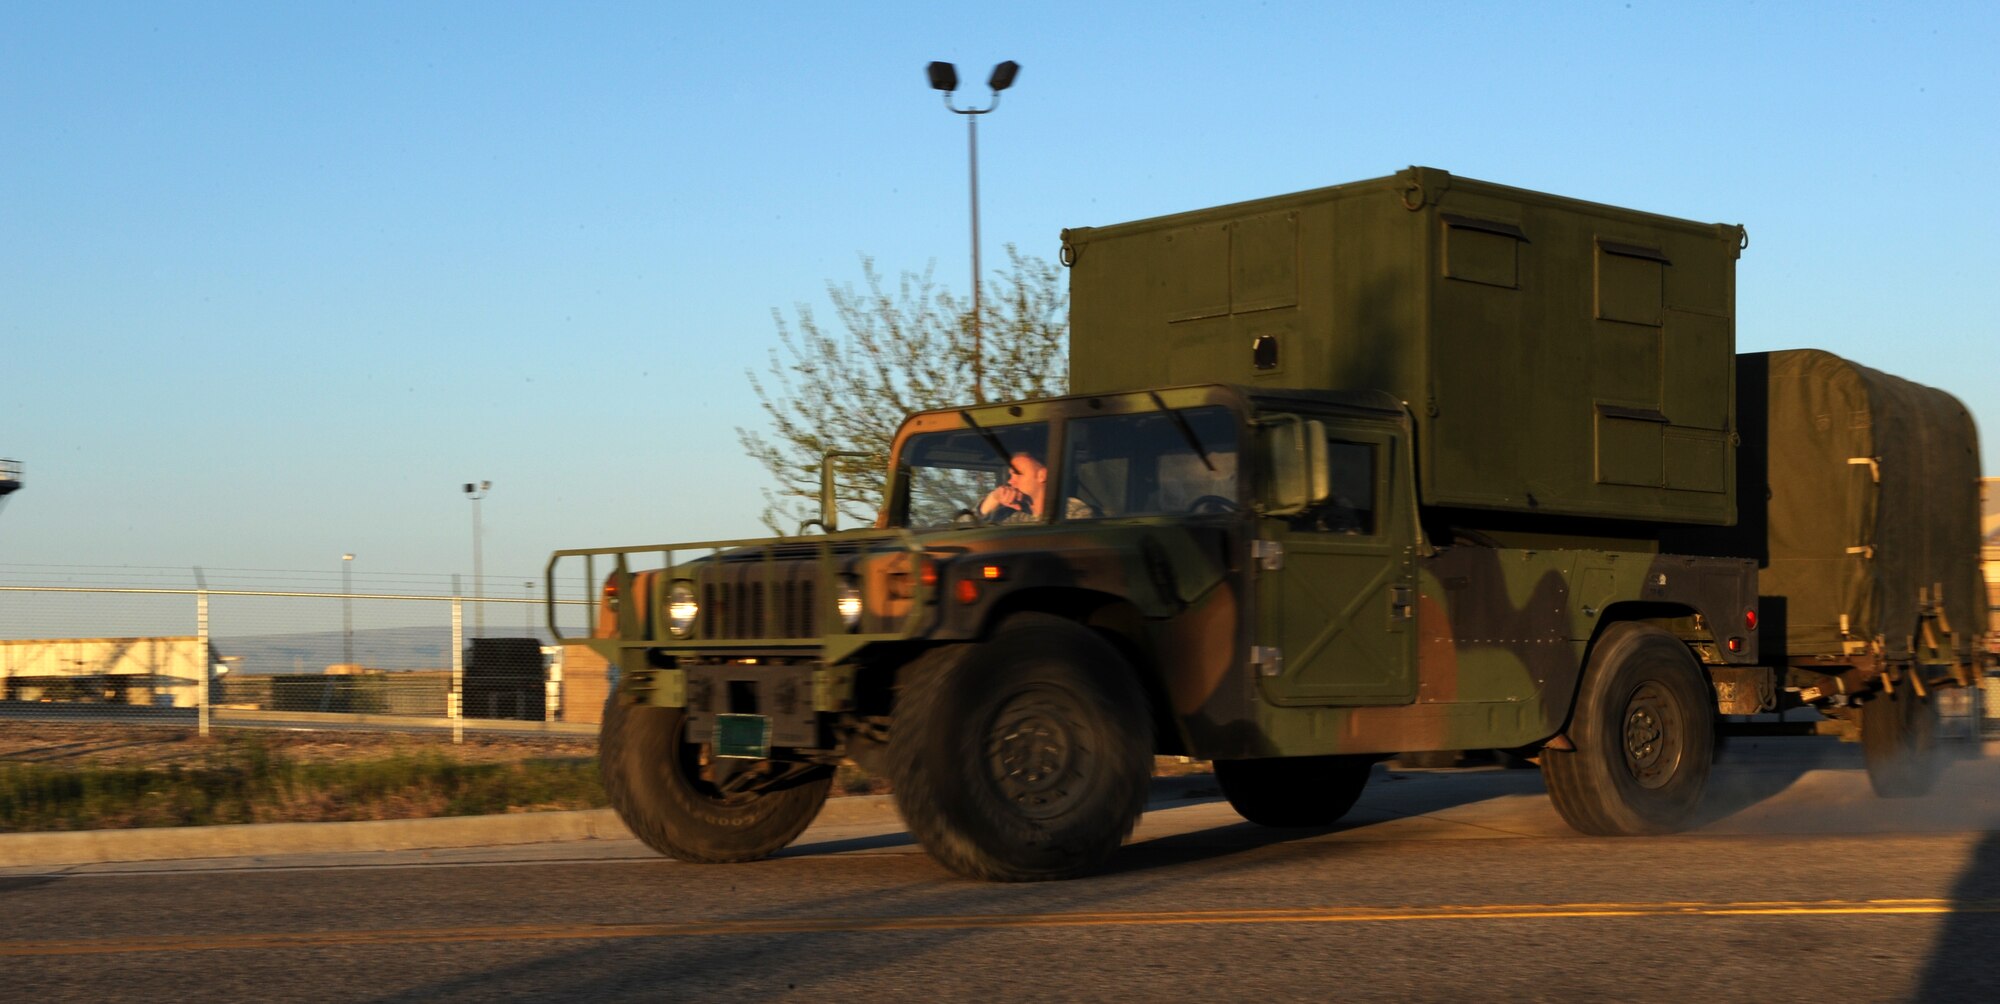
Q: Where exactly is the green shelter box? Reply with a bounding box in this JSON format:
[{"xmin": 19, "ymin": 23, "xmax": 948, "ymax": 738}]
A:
[{"xmin": 1061, "ymin": 167, "xmax": 1747, "ymax": 526}]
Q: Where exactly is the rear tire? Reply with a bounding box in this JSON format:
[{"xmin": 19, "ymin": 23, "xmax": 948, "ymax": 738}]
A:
[
  {"xmin": 1542, "ymin": 623, "xmax": 1713, "ymax": 836},
  {"xmin": 600, "ymin": 697, "xmax": 832, "ymax": 863},
  {"xmin": 1862, "ymin": 684, "xmax": 1941, "ymax": 798},
  {"xmin": 1214, "ymin": 755, "xmax": 1372, "ymax": 827},
  {"xmin": 888, "ymin": 615, "xmax": 1154, "ymax": 881}
]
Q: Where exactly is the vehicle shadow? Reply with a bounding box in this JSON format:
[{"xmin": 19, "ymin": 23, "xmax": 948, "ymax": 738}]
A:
[
  {"xmin": 1108, "ymin": 765, "xmax": 1548, "ymax": 876},
  {"xmin": 777, "ymin": 830, "xmax": 917, "ymax": 856},
  {"xmin": 363, "ymin": 766, "xmax": 1566, "ymax": 1002},
  {"xmin": 1915, "ymin": 830, "xmax": 2000, "ymax": 1001},
  {"xmin": 1690, "ymin": 735, "xmax": 1857, "ymax": 828},
  {"xmin": 778, "ymin": 739, "xmax": 1889, "ymax": 872},
  {"xmin": 780, "ymin": 767, "xmax": 1542, "ymax": 875}
]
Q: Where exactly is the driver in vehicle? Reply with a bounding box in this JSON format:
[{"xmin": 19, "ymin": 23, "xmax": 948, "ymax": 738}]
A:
[{"xmin": 978, "ymin": 452, "xmax": 1099, "ymax": 522}]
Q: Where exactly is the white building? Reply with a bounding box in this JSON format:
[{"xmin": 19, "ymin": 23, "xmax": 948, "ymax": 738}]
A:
[{"xmin": 0, "ymin": 636, "xmax": 220, "ymax": 707}]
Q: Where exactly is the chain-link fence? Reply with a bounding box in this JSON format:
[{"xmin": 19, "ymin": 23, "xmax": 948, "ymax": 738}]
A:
[
  {"xmin": 0, "ymin": 574, "xmax": 603, "ymax": 741},
  {"xmin": 5, "ymin": 562, "xmax": 1996, "ymax": 743}
]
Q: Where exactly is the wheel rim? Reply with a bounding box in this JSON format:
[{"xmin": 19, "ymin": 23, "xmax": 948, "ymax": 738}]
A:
[
  {"xmin": 984, "ymin": 683, "xmax": 1089, "ymax": 820},
  {"xmin": 1621, "ymin": 681, "xmax": 1684, "ymax": 790}
]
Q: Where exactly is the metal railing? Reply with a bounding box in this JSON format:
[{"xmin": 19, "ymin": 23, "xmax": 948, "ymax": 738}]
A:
[{"xmin": 547, "ymin": 529, "xmax": 936, "ymax": 668}]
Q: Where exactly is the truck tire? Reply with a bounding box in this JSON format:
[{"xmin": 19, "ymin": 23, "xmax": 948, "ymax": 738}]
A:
[
  {"xmin": 599, "ymin": 696, "xmax": 832, "ymax": 863},
  {"xmin": 1541, "ymin": 623, "xmax": 1713, "ymax": 836},
  {"xmin": 887, "ymin": 614, "xmax": 1154, "ymax": 881},
  {"xmin": 1862, "ymin": 685, "xmax": 1941, "ymax": 798},
  {"xmin": 1214, "ymin": 755, "xmax": 1372, "ymax": 827}
]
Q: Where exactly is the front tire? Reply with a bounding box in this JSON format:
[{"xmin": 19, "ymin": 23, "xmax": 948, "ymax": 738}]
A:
[
  {"xmin": 888, "ymin": 615, "xmax": 1154, "ymax": 881},
  {"xmin": 599, "ymin": 696, "xmax": 832, "ymax": 863},
  {"xmin": 1862, "ymin": 683, "xmax": 1941, "ymax": 798},
  {"xmin": 1214, "ymin": 755, "xmax": 1372, "ymax": 827},
  {"xmin": 1542, "ymin": 623, "xmax": 1714, "ymax": 836}
]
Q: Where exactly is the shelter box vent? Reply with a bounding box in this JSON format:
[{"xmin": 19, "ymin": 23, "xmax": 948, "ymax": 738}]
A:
[{"xmin": 1061, "ymin": 166, "xmax": 1746, "ymax": 525}]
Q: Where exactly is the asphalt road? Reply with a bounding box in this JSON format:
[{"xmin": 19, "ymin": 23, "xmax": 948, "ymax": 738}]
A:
[{"xmin": 9, "ymin": 738, "xmax": 2000, "ymax": 1002}]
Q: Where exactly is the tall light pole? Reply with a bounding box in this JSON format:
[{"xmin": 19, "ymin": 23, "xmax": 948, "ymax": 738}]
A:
[
  {"xmin": 523, "ymin": 580, "xmax": 536, "ymax": 635},
  {"xmin": 463, "ymin": 481, "xmax": 491, "ymax": 637},
  {"xmin": 927, "ymin": 59, "xmax": 1019, "ymax": 404},
  {"xmin": 341, "ymin": 552, "xmax": 355, "ymax": 669}
]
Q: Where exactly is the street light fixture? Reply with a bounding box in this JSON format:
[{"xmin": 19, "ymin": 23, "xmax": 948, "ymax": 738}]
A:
[
  {"xmin": 0, "ymin": 458, "xmax": 21, "ymax": 515},
  {"xmin": 463, "ymin": 481, "xmax": 491, "ymax": 637},
  {"xmin": 927, "ymin": 59, "xmax": 1020, "ymax": 404},
  {"xmin": 341, "ymin": 553, "xmax": 355, "ymax": 670}
]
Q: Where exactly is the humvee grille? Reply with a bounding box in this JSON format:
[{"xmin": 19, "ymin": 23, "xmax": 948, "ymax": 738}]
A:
[{"xmin": 700, "ymin": 573, "xmax": 818, "ymax": 639}]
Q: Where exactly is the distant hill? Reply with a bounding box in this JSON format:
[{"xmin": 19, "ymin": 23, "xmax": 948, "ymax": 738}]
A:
[{"xmin": 214, "ymin": 626, "xmax": 551, "ymax": 676}]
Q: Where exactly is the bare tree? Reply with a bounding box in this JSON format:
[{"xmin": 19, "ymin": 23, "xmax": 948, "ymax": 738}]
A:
[{"xmin": 738, "ymin": 246, "xmax": 1067, "ymax": 533}]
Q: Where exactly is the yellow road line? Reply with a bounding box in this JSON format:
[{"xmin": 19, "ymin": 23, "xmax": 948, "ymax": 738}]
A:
[{"xmin": 5, "ymin": 898, "xmax": 1990, "ymax": 958}]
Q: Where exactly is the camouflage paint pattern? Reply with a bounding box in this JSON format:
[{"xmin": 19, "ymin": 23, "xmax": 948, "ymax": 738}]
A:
[
  {"xmin": 550, "ymin": 383, "xmax": 1761, "ymax": 764},
  {"xmin": 1233, "ymin": 547, "xmax": 1758, "ymax": 757}
]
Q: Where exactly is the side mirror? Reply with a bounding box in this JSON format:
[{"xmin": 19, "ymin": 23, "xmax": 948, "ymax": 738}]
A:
[{"xmin": 1258, "ymin": 416, "xmax": 1330, "ymax": 515}]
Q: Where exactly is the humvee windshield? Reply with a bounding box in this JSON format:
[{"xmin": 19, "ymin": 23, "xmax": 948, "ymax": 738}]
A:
[
  {"xmin": 1063, "ymin": 406, "xmax": 1239, "ymax": 518},
  {"xmin": 896, "ymin": 421, "xmax": 1049, "ymax": 529}
]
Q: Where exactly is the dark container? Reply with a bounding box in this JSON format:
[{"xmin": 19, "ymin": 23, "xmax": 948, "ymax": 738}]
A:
[{"xmin": 464, "ymin": 637, "xmax": 547, "ymax": 721}]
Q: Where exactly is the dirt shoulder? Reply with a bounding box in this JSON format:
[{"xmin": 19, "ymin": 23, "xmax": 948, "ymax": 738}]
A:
[
  {"xmin": 0, "ymin": 722, "xmax": 1215, "ymax": 777},
  {"xmin": 0, "ymin": 722, "xmax": 1216, "ymax": 832},
  {"xmin": 0, "ymin": 721, "xmax": 596, "ymax": 768}
]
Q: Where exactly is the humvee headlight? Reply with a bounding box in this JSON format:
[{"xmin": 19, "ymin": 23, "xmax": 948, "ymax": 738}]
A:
[
  {"xmin": 837, "ymin": 577, "xmax": 864, "ymax": 631},
  {"xmin": 666, "ymin": 582, "xmax": 699, "ymax": 637}
]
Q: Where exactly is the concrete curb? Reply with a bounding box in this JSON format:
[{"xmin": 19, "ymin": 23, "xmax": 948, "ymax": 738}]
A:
[
  {"xmin": 0, "ymin": 795, "xmax": 908, "ymax": 870},
  {"xmin": 0, "ymin": 809, "xmax": 633, "ymax": 869},
  {"xmin": 0, "ymin": 779, "xmax": 1226, "ymax": 870}
]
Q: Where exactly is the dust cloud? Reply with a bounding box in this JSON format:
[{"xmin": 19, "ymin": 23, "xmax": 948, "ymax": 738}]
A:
[{"xmin": 1697, "ymin": 735, "xmax": 2000, "ymax": 836}]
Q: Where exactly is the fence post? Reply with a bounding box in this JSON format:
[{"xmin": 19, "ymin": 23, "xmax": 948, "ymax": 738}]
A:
[
  {"xmin": 451, "ymin": 595, "xmax": 464, "ymax": 744},
  {"xmin": 196, "ymin": 589, "xmax": 210, "ymax": 737}
]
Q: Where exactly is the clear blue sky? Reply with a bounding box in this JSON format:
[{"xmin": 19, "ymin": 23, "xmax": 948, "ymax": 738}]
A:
[{"xmin": 3, "ymin": 1, "xmax": 1995, "ymax": 592}]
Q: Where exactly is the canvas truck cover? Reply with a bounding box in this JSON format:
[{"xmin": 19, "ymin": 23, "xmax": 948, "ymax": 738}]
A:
[
  {"xmin": 1061, "ymin": 167, "xmax": 1746, "ymax": 526},
  {"xmin": 1674, "ymin": 350, "xmax": 1983, "ymax": 661}
]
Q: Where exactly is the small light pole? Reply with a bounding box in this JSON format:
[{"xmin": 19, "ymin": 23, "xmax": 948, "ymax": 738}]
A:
[
  {"xmin": 927, "ymin": 59, "xmax": 1020, "ymax": 404},
  {"xmin": 463, "ymin": 481, "xmax": 491, "ymax": 637},
  {"xmin": 523, "ymin": 580, "xmax": 536, "ymax": 635},
  {"xmin": 341, "ymin": 552, "xmax": 355, "ymax": 669}
]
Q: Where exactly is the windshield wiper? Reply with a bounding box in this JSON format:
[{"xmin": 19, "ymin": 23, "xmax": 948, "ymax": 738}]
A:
[
  {"xmin": 958, "ymin": 410, "xmax": 1013, "ymax": 464},
  {"xmin": 1149, "ymin": 392, "xmax": 1216, "ymax": 472}
]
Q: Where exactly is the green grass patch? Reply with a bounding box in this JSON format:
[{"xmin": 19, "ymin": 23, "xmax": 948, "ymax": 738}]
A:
[{"xmin": 0, "ymin": 737, "xmax": 608, "ymax": 832}]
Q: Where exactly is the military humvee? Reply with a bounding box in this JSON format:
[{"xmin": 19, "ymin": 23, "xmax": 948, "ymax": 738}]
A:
[{"xmin": 549, "ymin": 168, "xmax": 1985, "ymax": 880}]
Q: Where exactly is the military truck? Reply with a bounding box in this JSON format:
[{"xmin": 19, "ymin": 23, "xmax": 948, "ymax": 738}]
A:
[{"xmin": 549, "ymin": 167, "xmax": 1986, "ymax": 880}]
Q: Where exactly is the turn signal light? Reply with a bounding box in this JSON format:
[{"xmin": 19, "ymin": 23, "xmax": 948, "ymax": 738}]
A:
[
  {"xmin": 1745, "ymin": 609, "xmax": 1758, "ymax": 631},
  {"xmin": 1727, "ymin": 637, "xmax": 1744, "ymax": 653},
  {"xmin": 981, "ymin": 565, "xmax": 1005, "ymax": 580}
]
